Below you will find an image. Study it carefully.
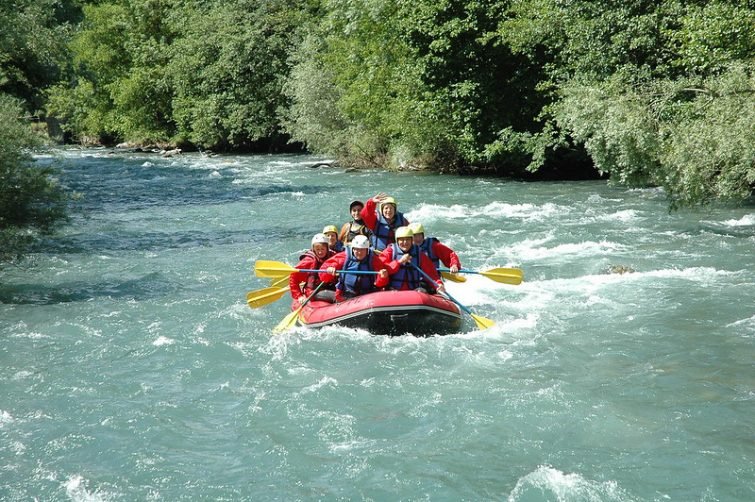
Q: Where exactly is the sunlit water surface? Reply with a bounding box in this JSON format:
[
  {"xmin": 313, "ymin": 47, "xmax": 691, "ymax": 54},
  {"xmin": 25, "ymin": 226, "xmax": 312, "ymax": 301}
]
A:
[{"xmin": 1, "ymin": 149, "xmax": 753, "ymax": 500}]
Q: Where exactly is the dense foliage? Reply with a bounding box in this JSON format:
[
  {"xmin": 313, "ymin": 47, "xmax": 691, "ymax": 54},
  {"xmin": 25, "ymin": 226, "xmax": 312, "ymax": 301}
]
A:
[
  {"xmin": 0, "ymin": 0, "xmax": 77, "ymax": 264},
  {"xmin": 5, "ymin": 0, "xmax": 755, "ymax": 209},
  {"xmin": 0, "ymin": 95, "xmax": 68, "ymax": 265}
]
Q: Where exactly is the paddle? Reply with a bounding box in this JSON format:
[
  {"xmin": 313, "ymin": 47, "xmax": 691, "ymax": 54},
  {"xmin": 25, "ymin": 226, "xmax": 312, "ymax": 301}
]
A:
[
  {"xmin": 440, "ymin": 271, "xmax": 467, "ymax": 283},
  {"xmin": 273, "ymin": 281, "xmax": 326, "ymax": 333},
  {"xmin": 254, "ymin": 259, "xmax": 378, "ymax": 279},
  {"xmin": 246, "ymin": 286, "xmax": 288, "ymax": 309},
  {"xmin": 411, "ymin": 264, "xmax": 495, "ymax": 330},
  {"xmin": 438, "ymin": 266, "xmax": 523, "ymax": 285},
  {"xmin": 269, "ymin": 276, "xmax": 289, "ymax": 288}
]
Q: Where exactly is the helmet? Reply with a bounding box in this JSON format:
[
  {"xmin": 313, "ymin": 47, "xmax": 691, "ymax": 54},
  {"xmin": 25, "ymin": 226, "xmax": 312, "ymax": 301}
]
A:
[
  {"xmin": 395, "ymin": 226, "xmax": 414, "ymax": 239},
  {"xmin": 349, "ymin": 200, "xmax": 364, "ymax": 210},
  {"xmin": 351, "ymin": 235, "xmax": 369, "ymax": 249},
  {"xmin": 408, "ymin": 223, "xmax": 425, "ymax": 235},
  {"xmin": 322, "ymin": 225, "xmax": 338, "ymax": 234},
  {"xmin": 311, "ymin": 233, "xmax": 329, "ymax": 247},
  {"xmin": 382, "ymin": 196, "xmax": 397, "ymax": 206}
]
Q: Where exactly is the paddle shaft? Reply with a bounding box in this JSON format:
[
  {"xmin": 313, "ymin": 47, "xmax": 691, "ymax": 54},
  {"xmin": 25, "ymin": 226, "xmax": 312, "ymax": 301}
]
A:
[
  {"xmin": 412, "ymin": 265, "xmax": 472, "ymax": 316},
  {"xmin": 273, "ymin": 281, "xmax": 326, "ymax": 333},
  {"xmin": 291, "ymin": 268, "xmax": 378, "ymax": 275}
]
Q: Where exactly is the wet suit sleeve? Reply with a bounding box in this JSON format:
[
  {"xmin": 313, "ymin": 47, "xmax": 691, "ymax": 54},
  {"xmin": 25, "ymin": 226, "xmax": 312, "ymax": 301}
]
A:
[
  {"xmin": 419, "ymin": 253, "xmax": 443, "ymax": 290},
  {"xmin": 318, "ymin": 252, "xmax": 346, "ymax": 284},
  {"xmin": 378, "ymin": 247, "xmax": 401, "ymax": 275},
  {"xmin": 360, "ymin": 198, "xmax": 378, "ymax": 232},
  {"xmin": 433, "ymin": 241, "xmax": 461, "ymax": 269},
  {"xmin": 371, "ymin": 256, "xmax": 389, "ymax": 288},
  {"xmin": 290, "ymin": 255, "xmax": 315, "ymax": 300}
]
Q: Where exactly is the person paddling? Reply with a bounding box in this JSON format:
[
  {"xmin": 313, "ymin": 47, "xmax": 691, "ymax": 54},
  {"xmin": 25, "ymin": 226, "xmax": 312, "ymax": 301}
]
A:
[
  {"xmin": 380, "ymin": 226, "xmax": 445, "ymax": 294},
  {"xmin": 319, "ymin": 235, "xmax": 389, "ymax": 302},
  {"xmin": 360, "ymin": 192, "xmax": 409, "ymax": 251},
  {"xmin": 339, "ymin": 200, "xmax": 371, "ymax": 245},
  {"xmin": 409, "ymin": 222, "xmax": 461, "ymax": 274},
  {"xmin": 289, "ymin": 233, "xmax": 336, "ymax": 304},
  {"xmin": 322, "ymin": 224, "xmax": 345, "ymax": 253}
]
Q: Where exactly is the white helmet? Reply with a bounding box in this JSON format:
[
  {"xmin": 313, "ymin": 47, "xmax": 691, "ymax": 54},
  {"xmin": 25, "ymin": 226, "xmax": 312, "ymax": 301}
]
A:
[
  {"xmin": 351, "ymin": 235, "xmax": 370, "ymax": 249},
  {"xmin": 311, "ymin": 233, "xmax": 329, "ymax": 247}
]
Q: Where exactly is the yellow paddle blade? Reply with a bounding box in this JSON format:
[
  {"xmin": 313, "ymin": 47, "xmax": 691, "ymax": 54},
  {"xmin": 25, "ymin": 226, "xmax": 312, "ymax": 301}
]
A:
[
  {"xmin": 481, "ymin": 267, "xmax": 524, "ymax": 285},
  {"xmin": 273, "ymin": 307, "xmax": 302, "ymax": 333},
  {"xmin": 471, "ymin": 313, "xmax": 496, "ymax": 330},
  {"xmin": 254, "ymin": 259, "xmax": 296, "ymax": 278},
  {"xmin": 269, "ymin": 276, "xmax": 289, "ymax": 288},
  {"xmin": 441, "ymin": 271, "xmax": 467, "ymax": 283},
  {"xmin": 246, "ymin": 287, "xmax": 288, "ymax": 309}
]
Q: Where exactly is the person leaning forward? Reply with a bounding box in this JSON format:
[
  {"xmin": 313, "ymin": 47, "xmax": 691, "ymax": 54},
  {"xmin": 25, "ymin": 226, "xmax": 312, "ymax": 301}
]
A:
[
  {"xmin": 289, "ymin": 233, "xmax": 336, "ymax": 304},
  {"xmin": 380, "ymin": 226, "xmax": 445, "ymax": 294},
  {"xmin": 319, "ymin": 235, "xmax": 389, "ymax": 302},
  {"xmin": 360, "ymin": 192, "xmax": 409, "ymax": 251}
]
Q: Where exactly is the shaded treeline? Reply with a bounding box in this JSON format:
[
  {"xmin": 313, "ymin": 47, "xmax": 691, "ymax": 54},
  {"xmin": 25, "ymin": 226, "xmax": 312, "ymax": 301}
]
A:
[{"xmin": 1, "ymin": 1, "xmax": 753, "ymax": 252}]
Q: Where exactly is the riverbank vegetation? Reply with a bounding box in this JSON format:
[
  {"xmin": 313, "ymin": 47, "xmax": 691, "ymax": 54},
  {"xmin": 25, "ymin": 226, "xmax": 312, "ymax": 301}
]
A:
[{"xmin": 1, "ymin": 1, "xmax": 753, "ymax": 260}]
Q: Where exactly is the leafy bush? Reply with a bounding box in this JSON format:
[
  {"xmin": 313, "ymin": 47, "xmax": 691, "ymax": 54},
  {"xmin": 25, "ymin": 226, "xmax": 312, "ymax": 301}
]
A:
[{"xmin": 0, "ymin": 94, "xmax": 68, "ymax": 264}]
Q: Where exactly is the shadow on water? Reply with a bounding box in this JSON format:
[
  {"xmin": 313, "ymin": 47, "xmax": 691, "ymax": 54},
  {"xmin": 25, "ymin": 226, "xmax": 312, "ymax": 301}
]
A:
[{"xmin": 0, "ymin": 272, "xmax": 179, "ymax": 305}]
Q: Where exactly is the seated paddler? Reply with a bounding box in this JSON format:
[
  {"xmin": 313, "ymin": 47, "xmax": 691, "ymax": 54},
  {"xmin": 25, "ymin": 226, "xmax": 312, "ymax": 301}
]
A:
[
  {"xmin": 289, "ymin": 233, "xmax": 336, "ymax": 304},
  {"xmin": 409, "ymin": 222, "xmax": 461, "ymax": 274},
  {"xmin": 318, "ymin": 235, "xmax": 389, "ymax": 302},
  {"xmin": 380, "ymin": 226, "xmax": 445, "ymax": 294}
]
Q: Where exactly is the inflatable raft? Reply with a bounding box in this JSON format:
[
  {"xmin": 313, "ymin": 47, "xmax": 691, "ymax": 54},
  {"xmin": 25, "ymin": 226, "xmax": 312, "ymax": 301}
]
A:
[{"xmin": 292, "ymin": 289, "xmax": 463, "ymax": 336}]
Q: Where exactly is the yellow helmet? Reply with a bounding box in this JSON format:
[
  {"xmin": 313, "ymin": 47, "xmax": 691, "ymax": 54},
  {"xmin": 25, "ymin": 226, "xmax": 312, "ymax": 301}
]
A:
[
  {"xmin": 408, "ymin": 223, "xmax": 425, "ymax": 235},
  {"xmin": 322, "ymin": 225, "xmax": 338, "ymax": 235},
  {"xmin": 395, "ymin": 226, "xmax": 414, "ymax": 239},
  {"xmin": 382, "ymin": 196, "xmax": 397, "ymax": 206}
]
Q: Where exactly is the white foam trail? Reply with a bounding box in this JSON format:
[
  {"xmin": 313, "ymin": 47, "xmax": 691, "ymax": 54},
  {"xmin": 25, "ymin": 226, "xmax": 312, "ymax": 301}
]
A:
[
  {"xmin": 510, "ymin": 240, "xmax": 625, "ymax": 261},
  {"xmin": 407, "ymin": 201, "xmax": 569, "ymax": 224},
  {"xmin": 64, "ymin": 475, "xmax": 110, "ymax": 502},
  {"xmin": 152, "ymin": 336, "xmax": 174, "ymax": 346},
  {"xmin": 508, "ymin": 465, "xmax": 629, "ymax": 501},
  {"xmin": 721, "ymin": 214, "xmax": 755, "ymax": 227},
  {"xmin": 0, "ymin": 410, "xmax": 14, "ymax": 427}
]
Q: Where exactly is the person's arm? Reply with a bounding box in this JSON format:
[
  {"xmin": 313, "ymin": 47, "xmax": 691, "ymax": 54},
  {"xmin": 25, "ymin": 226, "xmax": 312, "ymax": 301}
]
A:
[
  {"xmin": 290, "ymin": 256, "xmax": 315, "ymax": 300},
  {"xmin": 339, "ymin": 223, "xmax": 350, "ymax": 243},
  {"xmin": 371, "ymin": 256, "xmax": 390, "ymax": 288},
  {"xmin": 318, "ymin": 252, "xmax": 345, "ymax": 284},
  {"xmin": 419, "ymin": 253, "xmax": 444, "ymax": 292},
  {"xmin": 360, "ymin": 197, "xmax": 378, "ymax": 231},
  {"xmin": 379, "ymin": 247, "xmax": 401, "ymax": 275},
  {"xmin": 433, "ymin": 241, "xmax": 461, "ymax": 271}
]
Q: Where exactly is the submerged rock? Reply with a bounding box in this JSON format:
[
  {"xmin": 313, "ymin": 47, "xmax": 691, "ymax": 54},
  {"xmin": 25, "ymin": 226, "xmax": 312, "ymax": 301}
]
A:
[{"xmin": 607, "ymin": 265, "xmax": 635, "ymax": 275}]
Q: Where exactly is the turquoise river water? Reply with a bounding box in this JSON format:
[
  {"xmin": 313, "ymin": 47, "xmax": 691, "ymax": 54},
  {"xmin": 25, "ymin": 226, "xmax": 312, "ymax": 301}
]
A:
[{"xmin": 1, "ymin": 149, "xmax": 753, "ymax": 500}]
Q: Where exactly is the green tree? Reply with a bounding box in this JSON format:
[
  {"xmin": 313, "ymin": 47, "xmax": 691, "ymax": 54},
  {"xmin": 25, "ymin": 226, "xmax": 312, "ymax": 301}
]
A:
[
  {"xmin": 169, "ymin": 0, "xmax": 316, "ymax": 149},
  {"xmin": 0, "ymin": 95, "xmax": 68, "ymax": 265},
  {"xmin": 497, "ymin": 0, "xmax": 755, "ymax": 203},
  {"xmin": 47, "ymin": 0, "xmax": 176, "ymax": 144},
  {"xmin": 0, "ymin": 0, "xmax": 80, "ymax": 113}
]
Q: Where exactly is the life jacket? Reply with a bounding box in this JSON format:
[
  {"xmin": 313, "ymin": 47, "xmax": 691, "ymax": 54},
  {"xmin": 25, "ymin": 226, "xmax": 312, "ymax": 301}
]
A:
[
  {"xmin": 298, "ymin": 249, "xmax": 334, "ymax": 290},
  {"xmin": 337, "ymin": 247, "xmax": 378, "ymax": 295},
  {"xmin": 370, "ymin": 211, "xmax": 408, "ymax": 251},
  {"xmin": 418, "ymin": 237, "xmax": 440, "ymax": 268},
  {"xmin": 388, "ymin": 243, "xmax": 422, "ymax": 290},
  {"xmin": 345, "ymin": 220, "xmax": 371, "ymax": 244}
]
